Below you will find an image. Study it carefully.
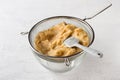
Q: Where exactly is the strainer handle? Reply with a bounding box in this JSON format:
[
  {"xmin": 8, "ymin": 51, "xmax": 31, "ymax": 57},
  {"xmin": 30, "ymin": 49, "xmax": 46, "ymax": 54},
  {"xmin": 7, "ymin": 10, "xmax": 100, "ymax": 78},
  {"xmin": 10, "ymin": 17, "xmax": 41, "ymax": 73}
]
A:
[{"xmin": 83, "ymin": 2, "xmax": 112, "ymax": 21}]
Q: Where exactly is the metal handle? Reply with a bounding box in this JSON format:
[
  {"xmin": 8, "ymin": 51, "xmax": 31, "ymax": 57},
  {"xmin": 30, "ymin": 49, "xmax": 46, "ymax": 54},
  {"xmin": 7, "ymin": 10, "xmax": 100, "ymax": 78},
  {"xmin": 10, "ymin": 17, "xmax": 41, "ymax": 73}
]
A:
[{"xmin": 83, "ymin": 2, "xmax": 112, "ymax": 21}]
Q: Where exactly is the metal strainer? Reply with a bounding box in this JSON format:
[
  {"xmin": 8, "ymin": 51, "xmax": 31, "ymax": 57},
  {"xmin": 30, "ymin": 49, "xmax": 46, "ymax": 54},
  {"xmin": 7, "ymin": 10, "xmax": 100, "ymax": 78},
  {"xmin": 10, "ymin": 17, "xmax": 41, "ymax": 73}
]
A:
[{"xmin": 21, "ymin": 3, "xmax": 112, "ymax": 72}]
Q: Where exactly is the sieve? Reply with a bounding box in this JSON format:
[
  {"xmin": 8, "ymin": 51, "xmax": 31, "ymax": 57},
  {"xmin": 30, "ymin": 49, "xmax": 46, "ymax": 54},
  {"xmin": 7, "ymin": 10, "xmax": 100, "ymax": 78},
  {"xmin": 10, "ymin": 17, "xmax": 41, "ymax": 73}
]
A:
[{"xmin": 21, "ymin": 2, "xmax": 112, "ymax": 72}]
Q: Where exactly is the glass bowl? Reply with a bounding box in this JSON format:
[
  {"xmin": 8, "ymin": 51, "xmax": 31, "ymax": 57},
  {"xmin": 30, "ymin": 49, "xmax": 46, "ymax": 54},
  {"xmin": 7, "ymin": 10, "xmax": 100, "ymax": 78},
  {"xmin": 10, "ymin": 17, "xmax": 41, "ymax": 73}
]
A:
[{"xmin": 28, "ymin": 16, "xmax": 95, "ymax": 73}]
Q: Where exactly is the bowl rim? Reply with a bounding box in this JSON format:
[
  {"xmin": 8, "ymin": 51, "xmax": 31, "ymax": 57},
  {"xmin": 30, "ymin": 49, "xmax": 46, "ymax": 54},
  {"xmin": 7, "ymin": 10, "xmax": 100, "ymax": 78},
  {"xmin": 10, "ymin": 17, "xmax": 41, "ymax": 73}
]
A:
[{"xmin": 28, "ymin": 16, "xmax": 95, "ymax": 58}]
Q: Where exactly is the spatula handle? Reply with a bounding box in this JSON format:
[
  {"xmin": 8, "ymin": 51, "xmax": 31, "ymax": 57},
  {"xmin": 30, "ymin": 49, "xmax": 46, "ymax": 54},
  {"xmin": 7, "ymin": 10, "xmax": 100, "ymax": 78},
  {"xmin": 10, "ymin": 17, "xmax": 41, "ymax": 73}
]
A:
[{"xmin": 75, "ymin": 43, "xmax": 103, "ymax": 58}]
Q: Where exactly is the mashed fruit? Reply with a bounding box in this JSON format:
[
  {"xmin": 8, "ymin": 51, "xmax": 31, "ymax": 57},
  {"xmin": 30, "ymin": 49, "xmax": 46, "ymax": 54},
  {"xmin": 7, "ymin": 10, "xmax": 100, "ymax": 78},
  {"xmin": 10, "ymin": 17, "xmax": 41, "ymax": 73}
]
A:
[{"xmin": 34, "ymin": 22, "xmax": 89, "ymax": 57}]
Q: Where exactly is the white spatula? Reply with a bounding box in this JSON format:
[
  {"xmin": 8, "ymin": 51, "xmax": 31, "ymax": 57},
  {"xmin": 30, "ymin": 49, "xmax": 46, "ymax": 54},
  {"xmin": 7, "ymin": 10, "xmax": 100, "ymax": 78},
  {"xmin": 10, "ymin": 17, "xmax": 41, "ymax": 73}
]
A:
[{"xmin": 64, "ymin": 37, "xmax": 103, "ymax": 58}]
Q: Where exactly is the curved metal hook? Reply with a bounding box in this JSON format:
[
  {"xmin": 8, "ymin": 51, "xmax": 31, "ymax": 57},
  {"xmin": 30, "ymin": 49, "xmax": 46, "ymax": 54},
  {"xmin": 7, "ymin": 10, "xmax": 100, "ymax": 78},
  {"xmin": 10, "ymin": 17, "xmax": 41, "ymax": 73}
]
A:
[
  {"xmin": 20, "ymin": 32, "xmax": 29, "ymax": 35},
  {"xmin": 64, "ymin": 58, "xmax": 71, "ymax": 67}
]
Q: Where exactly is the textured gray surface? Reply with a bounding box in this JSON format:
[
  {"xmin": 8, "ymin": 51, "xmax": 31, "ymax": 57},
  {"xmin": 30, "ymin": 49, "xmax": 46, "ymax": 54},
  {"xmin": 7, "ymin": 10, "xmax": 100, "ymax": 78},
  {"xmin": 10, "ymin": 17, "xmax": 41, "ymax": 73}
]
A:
[{"xmin": 0, "ymin": 0, "xmax": 120, "ymax": 80}]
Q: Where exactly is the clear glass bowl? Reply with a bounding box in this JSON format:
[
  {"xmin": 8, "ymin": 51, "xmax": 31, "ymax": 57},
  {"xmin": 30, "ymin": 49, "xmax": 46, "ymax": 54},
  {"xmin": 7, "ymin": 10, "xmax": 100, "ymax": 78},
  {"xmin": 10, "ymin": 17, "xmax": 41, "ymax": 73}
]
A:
[{"xmin": 28, "ymin": 16, "xmax": 95, "ymax": 73}]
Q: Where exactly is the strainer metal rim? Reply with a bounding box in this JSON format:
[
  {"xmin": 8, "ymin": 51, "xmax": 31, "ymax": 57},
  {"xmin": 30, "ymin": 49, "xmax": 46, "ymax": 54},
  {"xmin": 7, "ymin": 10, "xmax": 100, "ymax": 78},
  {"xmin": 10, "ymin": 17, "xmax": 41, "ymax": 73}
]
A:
[{"xmin": 28, "ymin": 16, "xmax": 95, "ymax": 58}]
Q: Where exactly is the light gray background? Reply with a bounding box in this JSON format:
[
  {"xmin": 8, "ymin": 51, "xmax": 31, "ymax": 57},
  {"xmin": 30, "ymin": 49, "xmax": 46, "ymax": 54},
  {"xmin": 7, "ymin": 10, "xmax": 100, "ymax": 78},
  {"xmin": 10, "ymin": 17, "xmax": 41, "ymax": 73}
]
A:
[{"xmin": 0, "ymin": 0, "xmax": 120, "ymax": 80}]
